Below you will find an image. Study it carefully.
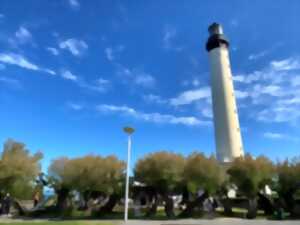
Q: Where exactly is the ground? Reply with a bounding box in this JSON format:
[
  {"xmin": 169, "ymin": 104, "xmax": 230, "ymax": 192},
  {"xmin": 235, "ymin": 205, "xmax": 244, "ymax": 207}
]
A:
[{"xmin": 0, "ymin": 219, "xmax": 300, "ymax": 225}]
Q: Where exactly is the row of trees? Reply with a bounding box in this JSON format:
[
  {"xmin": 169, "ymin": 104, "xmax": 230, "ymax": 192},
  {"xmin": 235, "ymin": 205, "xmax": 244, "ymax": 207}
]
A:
[{"xmin": 0, "ymin": 138, "xmax": 300, "ymax": 219}]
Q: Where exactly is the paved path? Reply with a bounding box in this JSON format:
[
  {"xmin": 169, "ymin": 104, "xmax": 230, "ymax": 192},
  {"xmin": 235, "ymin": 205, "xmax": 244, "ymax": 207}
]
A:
[
  {"xmin": 118, "ymin": 218, "xmax": 300, "ymax": 225},
  {"xmin": 0, "ymin": 218, "xmax": 300, "ymax": 225}
]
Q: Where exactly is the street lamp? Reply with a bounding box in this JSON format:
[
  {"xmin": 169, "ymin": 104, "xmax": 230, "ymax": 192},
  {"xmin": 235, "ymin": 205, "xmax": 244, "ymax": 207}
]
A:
[{"xmin": 123, "ymin": 126, "xmax": 135, "ymax": 222}]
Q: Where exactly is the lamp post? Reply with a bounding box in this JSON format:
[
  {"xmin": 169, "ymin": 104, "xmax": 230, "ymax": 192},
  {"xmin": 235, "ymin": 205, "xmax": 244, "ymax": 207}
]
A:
[{"xmin": 123, "ymin": 126, "xmax": 135, "ymax": 222}]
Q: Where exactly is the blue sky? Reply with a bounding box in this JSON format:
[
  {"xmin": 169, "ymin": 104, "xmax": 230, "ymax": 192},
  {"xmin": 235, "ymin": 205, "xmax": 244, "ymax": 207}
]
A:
[{"xmin": 0, "ymin": 0, "xmax": 300, "ymax": 171}]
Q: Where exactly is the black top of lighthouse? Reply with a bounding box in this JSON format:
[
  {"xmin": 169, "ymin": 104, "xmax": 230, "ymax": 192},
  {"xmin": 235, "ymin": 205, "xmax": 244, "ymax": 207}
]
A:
[{"xmin": 206, "ymin": 23, "xmax": 229, "ymax": 52}]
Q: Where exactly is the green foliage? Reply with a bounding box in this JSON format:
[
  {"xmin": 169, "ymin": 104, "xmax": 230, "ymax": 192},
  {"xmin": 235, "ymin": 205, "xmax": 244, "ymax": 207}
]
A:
[
  {"xmin": 184, "ymin": 152, "xmax": 224, "ymax": 194},
  {"xmin": 227, "ymin": 154, "xmax": 275, "ymax": 198},
  {"xmin": 134, "ymin": 151, "xmax": 185, "ymax": 194},
  {"xmin": 0, "ymin": 139, "xmax": 43, "ymax": 199},
  {"xmin": 48, "ymin": 155, "xmax": 125, "ymax": 195},
  {"xmin": 276, "ymin": 158, "xmax": 300, "ymax": 197}
]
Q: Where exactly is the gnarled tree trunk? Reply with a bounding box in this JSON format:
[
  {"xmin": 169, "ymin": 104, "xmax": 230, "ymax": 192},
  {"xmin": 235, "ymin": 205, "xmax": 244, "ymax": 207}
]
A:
[
  {"xmin": 146, "ymin": 195, "xmax": 158, "ymax": 217},
  {"xmin": 179, "ymin": 191, "xmax": 208, "ymax": 217},
  {"xmin": 164, "ymin": 195, "xmax": 175, "ymax": 218},
  {"xmin": 257, "ymin": 193, "xmax": 274, "ymax": 215},
  {"xmin": 98, "ymin": 194, "xmax": 119, "ymax": 215},
  {"xmin": 56, "ymin": 188, "xmax": 71, "ymax": 212},
  {"xmin": 246, "ymin": 197, "xmax": 257, "ymax": 219},
  {"xmin": 222, "ymin": 197, "xmax": 233, "ymax": 216}
]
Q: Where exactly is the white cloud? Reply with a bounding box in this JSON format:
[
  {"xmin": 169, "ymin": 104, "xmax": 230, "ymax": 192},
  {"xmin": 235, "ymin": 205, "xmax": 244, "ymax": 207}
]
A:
[
  {"xmin": 105, "ymin": 45, "xmax": 124, "ymax": 62},
  {"xmin": 60, "ymin": 70, "xmax": 110, "ymax": 92},
  {"xmin": 182, "ymin": 78, "xmax": 201, "ymax": 87},
  {"xmin": 162, "ymin": 25, "xmax": 183, "ymax": 51},
  {"xmin": 271, "ymin": 58, "xmax": 300, "ymax": 71},
  {"xmin": 235, "ymin": 90, "xmax": 249, "ymax": 99},
  {"xmin": 134, "ymin": 73, "xmax": 155, "ymax": 88},
  {"xmin": 68, "ymin": 0, "xmax": 80, "ymax": 10},
  {"xmin": 291, "ymin": 76, "xmax": 300, "ymax": 87},
  {"xmin": 170, "ymin": 87, "xmax": 211, "ymax": 106},
  {"xmin": 117, "ymin": 65, "xmax": 156, "ymax": 88},
  {"xmin": 232, "ymin": 57, "xmax": 300, "ymax": 124},
  {"xmin": 201, "ymin": 107, "xmax": 213, "ymax": 118},
  {"xmin": 61, "ymin": 70, "xmax": 78, "ymax": 81},
  {"xmin": 15, "ymin": 26, "xmax": 32, "ymax": 44},
  {"xmin": 0, "ymin": 53, "xmax": 55, "ymax": 75},
  {"xmin": 96, "ymin": 104, "xmax": 210, "ymax": 126},
  {"xmin": 248, "ymin": 50, "xmax": 267, "ymax": 60},
  {"xmin": 67, "ymin": 102, "xmax": 83, "ymax": 110},
  {"xmin": 257, "ymin": 107, "xmax": 300, "ymax": 123},
  {"xmin": 59, "ymin": 38, "xmax": 88, "ymax": 56},
  {"xmin": 143, "ymin": 94, "xmax": 167, "ymax": 104},
  {"xmin": 263, "ymin": 132, "xmax": 298, "ymax": 141},
  {"xmin": 46, "ymin": 47, "xmax": 59, "ymax": 56},
  {"xmin": 79, "ymin": 77, "xmax": 111, "ymax": 92},
  {"xmin": 263, "ymin": 132, "xmax": 285, "ymax": 139},
  {"xmin": 105, "ymin": 48, "xmax": 113, "ymax": 61},
  {"xmin": 163, "ymin": 26, "xmax": 176, "ymax": 49}
]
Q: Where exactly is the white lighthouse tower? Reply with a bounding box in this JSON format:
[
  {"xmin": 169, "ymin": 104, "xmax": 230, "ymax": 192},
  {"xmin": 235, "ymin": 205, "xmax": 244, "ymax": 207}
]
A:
[{"xmin": 206, "ymin": 23, "xmax": 244, "ymax": 163}]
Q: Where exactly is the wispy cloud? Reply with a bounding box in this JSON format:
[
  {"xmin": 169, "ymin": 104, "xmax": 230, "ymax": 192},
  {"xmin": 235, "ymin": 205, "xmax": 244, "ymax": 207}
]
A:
[
  {"xmin": 61, "ymin": 70, "xmax": 78, "ymax": 81},
  {"xmin": 59, "ymin": 38, "xmax": 88, "ymax": 56},
  {"xmin": 117, "ymin": 65, "xmax": 156, "ymax": 88},
  {"xmin": 143, "ymin": 94, "xmax": 167, "ymax": 104},
  {"xmin": 233, "ymin": 57, "xmax": 300, "ymax": 124},
  {"xmin": 68, "ymin": 0, "xmax": 80, "ymax": 10},
  {"xmin": 60, "ymin": 69, "xmax": 111, "ymax": 92},
  {"xmin": 263, "ymin": 132, "xmax": 298, "ymax": 141},
  {"xmin": 105, "ymin": 45, "xmax": 124, "ymax": 62},
  {"xmin": 15, "ymin": 26, "xmax": 32, "ymax": 44},
  {"xmin": 248, "ymin": 50, "xmax": 268, "ymax": 60},
  {"xmin": 162, "ymin": 25, "xmax": 183, "ymax": 51},
  {"xmin": 271, "ymin": 58, "xmax": 300, "ymax": 71},
  {"xmin": 46, "ymin": 47, "xmax": 59, "ymax": 56},
  {"xmin": 96, "ymin": 104, "xmax": 210, "ymax": 126},
  {"xmin": 0, "ymin": 53, "xmax": 55, "ymax": 75},
  {"xmin": 67, "ymin": 102, "xmax": 83, "ymax": 111},
  {"xmin": 170, "ymin": 87, "xmax": 211, "ymax": 106}
]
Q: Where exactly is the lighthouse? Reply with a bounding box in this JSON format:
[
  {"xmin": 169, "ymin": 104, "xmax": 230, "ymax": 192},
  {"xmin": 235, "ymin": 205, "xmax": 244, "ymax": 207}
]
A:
[{"xmin": 206, "ymin": 23, "xmax": 244, "ymax": 163}]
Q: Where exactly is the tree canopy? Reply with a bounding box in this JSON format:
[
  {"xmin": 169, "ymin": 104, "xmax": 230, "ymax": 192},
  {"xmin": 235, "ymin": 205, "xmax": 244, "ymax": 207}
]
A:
[
  {"xmin": 184, "ymin": 152, "xmax": 224, "ymax": 195},
  {"xmin": 134, "ymin": 151, "xmax": 185, "ymax": 194},
  {"xmin": 0, "ymin": 139, "xmax": 43, "ymax": 199}
]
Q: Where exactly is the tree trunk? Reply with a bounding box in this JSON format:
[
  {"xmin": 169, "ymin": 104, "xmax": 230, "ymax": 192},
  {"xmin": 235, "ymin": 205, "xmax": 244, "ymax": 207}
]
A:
[
  {"xmin": 78, "ymin": 191, "xmax": 90, "ymax": 210},
  {"xmin": 246, "ymin": 197, "xmax": 257, "ymax": 219},
  {"xmin": 164, "ymin": 195, "xmax": 175, "ymax": 218},
  {"xmin": 56, "ymin": 188, "xmax": 70, "ymax": 212},
  {"xmin": 98, "ymin": 194, "xmax": 119, "ymax": 215},
  {"xmin": 146, "ymin": 195, "xmax": 158, "ymax": 217},
  {"xmin": 257, "ymin": 193, "xmax": 274, "ymax": 215},
  {"xmin": 223, "ymin": 197, "xmax": 233, "ymax": 216},
  {"xmin": 179, "ymin": 191, "xmax": 208, "ymax": 217},
  {"xmin": 281, "ymin": 191, "xmax": 297, "ymax": 217}
]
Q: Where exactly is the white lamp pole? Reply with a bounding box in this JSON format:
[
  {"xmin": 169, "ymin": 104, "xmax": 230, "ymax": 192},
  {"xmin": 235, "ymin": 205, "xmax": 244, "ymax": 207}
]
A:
[{"xmin": 123, "ymin": 127, "xmax": 134, "ymax": 223}]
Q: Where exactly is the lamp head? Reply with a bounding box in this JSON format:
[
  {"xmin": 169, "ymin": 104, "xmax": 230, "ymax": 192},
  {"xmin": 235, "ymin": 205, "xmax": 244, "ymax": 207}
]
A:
[{"xmin": 123, "ymin": 126, "xmax": 135, "ymax": 135}]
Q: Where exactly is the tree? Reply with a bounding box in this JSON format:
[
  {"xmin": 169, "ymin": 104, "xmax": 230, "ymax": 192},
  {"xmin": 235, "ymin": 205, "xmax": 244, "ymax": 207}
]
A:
[
  {"xmin": 180, "ymin": 153, "xmax": 224, "ymax": 217},
  {"xmin": 276, "ymin": 158, "xmax": 300, "ymax": 216},
  {"xmin": 134, "ymin": 151, "xmax": 185, "ymax": 218},
  {"xmin": 48, "ymin": 155, "xmax": 125, "ymax": 214},
  {"xmin": 227, "ymin": 154, "xmax": 275, "ymax": 218},
  {"xmin": 0, "ymin": 139, "xmax": 43, "ymax": 199}
]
